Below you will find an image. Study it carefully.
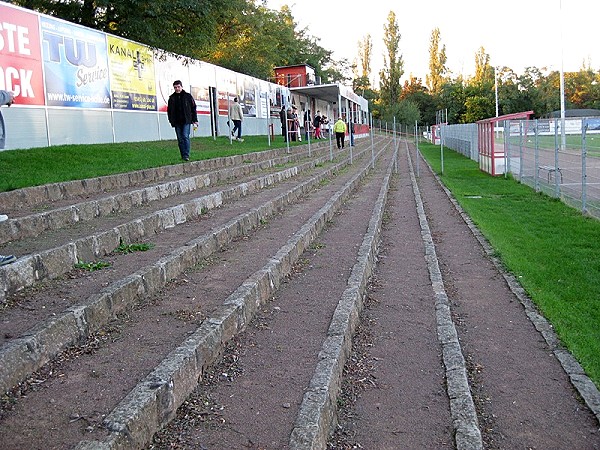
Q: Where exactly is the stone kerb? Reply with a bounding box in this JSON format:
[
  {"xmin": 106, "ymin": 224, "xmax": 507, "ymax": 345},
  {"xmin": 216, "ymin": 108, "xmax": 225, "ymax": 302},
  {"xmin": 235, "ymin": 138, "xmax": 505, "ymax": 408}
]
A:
[
  {"xmin": 0, "ymin": 147, "xmax": 332, "ymax": 246},
  {"xmin": 74, "ymin": 141, "xmax": 383, "ymax": 450},
  {"xmin": 0, "ymin": 147, "xmax": 292, "ymax": 211},
  {"xmin": 0, "ymin": 147, "xmax": 370, "ymax": 399},
  {"xmin": 289, "ymin": 146, "xmax": 392, "ymax": 450}
]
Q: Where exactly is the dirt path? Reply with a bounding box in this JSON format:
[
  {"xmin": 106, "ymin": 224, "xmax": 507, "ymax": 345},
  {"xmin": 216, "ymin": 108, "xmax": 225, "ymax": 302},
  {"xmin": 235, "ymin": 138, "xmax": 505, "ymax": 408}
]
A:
[{"xmin": 330, "ymin": 143, "xmax": 600, "ymax": 449}]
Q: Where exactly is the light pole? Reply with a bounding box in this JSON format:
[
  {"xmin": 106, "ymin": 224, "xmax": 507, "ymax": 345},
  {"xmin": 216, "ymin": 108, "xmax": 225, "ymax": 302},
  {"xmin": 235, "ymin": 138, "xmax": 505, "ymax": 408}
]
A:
[
  {"xmin": 495, "ymin": 66, "xmax": 499, "ymax": 138},
  {"xmin": 559, "ymin": 0, "xmax": 566, "ymax": 151},
  {"xmin": 495, "ymin": 66, "xmax": 499, "ymax": 118}
]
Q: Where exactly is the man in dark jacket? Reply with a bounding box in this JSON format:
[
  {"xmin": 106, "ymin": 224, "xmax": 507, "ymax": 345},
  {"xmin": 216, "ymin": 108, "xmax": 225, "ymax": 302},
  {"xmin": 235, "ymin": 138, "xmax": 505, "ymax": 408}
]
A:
[{"xmin": 167, "ymin": 80, "xmax": 198, "ymax": 161}]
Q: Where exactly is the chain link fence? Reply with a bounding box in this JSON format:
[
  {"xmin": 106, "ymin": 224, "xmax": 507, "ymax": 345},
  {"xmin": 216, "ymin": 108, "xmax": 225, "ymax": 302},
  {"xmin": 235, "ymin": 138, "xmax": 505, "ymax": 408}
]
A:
[
  {"xmin": 504, "ymin": 118, "xmax": 600, "ymax": 219},
  {"xmin": 376, "ymin": 118, "xmax": 600, "ymax": 220}
]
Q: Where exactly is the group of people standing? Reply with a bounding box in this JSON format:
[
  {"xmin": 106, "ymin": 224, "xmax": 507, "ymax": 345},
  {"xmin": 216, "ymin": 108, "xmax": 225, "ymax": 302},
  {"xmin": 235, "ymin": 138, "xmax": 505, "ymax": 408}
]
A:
[
  {"xmin": 279, "ymin": 105, "xmax": 299, "ymax": 142},
  {"xmin": 311, "ymin": 111, "xmax": 328, "ymax": 139},
  {"xmin": 279, "ymin": 106, "xmax": 349, "ymax": 147}
]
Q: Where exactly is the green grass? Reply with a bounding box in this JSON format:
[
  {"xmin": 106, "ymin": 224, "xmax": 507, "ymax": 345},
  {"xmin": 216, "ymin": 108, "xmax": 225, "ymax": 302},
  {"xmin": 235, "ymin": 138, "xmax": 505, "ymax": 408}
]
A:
[
  {"xmin": 420, "ymin": 141, "xmax": 600, "ymax": 387},
  {"xmin": 74, "ymin": 260, "xmax": 111, "ymax": 271},
  {"xmin": 0, "ymin": 135, "xmax": 303, "ymax": 192},
  {"xmin": 114, "ymin": 240, "xmax": 155, "ymax": 254}
]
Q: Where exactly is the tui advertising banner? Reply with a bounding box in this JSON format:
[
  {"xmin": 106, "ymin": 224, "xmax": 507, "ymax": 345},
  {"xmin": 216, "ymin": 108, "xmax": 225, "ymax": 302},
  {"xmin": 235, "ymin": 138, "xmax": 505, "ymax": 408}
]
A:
[{"xmin": 41, "ymin": 16, "xmax": 110, "ymax": 108}]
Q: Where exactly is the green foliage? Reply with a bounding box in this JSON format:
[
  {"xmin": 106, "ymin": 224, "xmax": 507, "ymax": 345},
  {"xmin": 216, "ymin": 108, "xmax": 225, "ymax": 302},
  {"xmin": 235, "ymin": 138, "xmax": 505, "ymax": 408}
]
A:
[
  {"xmin": 74, "ymin": 260, "xmax": 111, "ymax": 271},
  {"xmin": 115, "ymin": 240, "xmax": 155, "ymax": 254},
  {"xmin": 420, "ymin": 142, "xmax": 600, "ymax": 387},
  {"xmin": 471, "ymin": 46, "xmax": 495, "ymax": 87},
  {"xmin": 8, "ymin": 0, "xmax": 348, "ymax": 83},
  {"xmin": 379, "ymin": 11, "xmax": 404, "ymax": 108},
  {"xmin": 357, "ymin": 34, "xmax": 373, "ymax": 81},
  {"xmin": 462, "ymin": 95, "xmax": 494, "ymax": 123},
  {"xmin": 382, "ymin": 99, "xmax": 420, "ymax": 125},
  {"xmin": 9, "ymin": 0, "xmax": 241, "ymax": 60},
  {"xmin": 426, "ymin": 27, "xmax": 447, "ymax": 94}
]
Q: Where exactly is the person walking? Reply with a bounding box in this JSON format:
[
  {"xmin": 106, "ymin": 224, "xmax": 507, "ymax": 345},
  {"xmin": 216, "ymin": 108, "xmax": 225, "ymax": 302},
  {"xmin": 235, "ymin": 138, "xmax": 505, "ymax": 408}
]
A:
[
  {"xmin": 167, "ymin": 80, "xmax": 198, "ymax": 161},
  {"xmin": 313, "ymin": 111, "xmax": 323, "ymax": 139},
  {"xmin": 333, "ymin": 116, "xmax": 347, "ymax": 149},
  {"xmin": 279, "ymin": 105, "xmax": 287, "ymax": 142},
  {"xmin": 230, "ymin": 97, "xmax": 244, "ymax": 142}
]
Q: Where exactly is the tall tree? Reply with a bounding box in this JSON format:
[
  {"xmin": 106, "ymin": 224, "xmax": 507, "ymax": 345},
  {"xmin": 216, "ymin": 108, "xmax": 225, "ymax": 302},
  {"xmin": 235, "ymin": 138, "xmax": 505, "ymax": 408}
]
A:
[
  {"xmin": 8, "ymin": 0, "xmax": 347, "ymax": 82},
  {"xmin": 379, "ymin": 11, "xmax": 404, "ymax": 110},
  {"xmin": 8, "ymin": 0, "xmax": 245, "ymax": 59},
  {"xmin": 353, "ymin": 34, "xmax": 373, "ymax": 95},
  {"xmin": 400, "ymin": 76, "xmax": 435, "ymax": 125},
  {"xmin": 426, "ymin": 27, "xmax": 447, "ymax": 95},
  {"xmin": 358, "ymin": 34, "xmax": 373, "ymax": 81},
  {"xmin": 472, "ymin": 46, "xmax": 495, "ymax": 87}
]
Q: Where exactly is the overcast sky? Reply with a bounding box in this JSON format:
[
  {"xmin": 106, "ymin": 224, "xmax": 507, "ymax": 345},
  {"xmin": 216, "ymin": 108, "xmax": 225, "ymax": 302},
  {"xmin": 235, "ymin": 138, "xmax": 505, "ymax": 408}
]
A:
[{"xmin": 264, "ymin": 0, "xmax": 597, "ymax": 85}]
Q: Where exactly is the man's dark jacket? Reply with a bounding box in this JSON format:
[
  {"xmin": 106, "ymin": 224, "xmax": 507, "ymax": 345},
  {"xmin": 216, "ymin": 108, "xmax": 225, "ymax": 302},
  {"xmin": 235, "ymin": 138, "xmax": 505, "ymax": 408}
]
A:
[{"xmin": 167, "ymin": 90, "xmax": 198, "ymax": 126}]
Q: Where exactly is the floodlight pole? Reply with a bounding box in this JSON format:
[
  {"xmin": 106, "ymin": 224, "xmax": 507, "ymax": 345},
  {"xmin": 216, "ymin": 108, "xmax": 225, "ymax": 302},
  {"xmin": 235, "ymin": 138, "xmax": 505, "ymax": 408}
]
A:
[
  {"xmin": 559, "ymin": 0, "xmax": 566, "ymax": 151},
  {"xmin": 495, "ymin": 66, "xmax": 499, "ymax": 119}
]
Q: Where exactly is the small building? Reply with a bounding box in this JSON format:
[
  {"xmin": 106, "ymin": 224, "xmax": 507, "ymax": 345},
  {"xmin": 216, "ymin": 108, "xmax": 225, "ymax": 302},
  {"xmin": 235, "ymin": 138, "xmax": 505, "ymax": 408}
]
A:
[
  {"xmin": 273, "ymin": 64, "xmax": 318, "ymax": 88},
  {"xmin": 273, "ymin": 64, "xmax": 370, "ymax": 137}
]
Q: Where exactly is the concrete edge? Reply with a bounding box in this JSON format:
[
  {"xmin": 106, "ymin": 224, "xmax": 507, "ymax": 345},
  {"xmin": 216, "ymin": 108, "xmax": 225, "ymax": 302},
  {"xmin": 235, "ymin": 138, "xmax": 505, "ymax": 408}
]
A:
[
  {"xmin": 72, "ymin": 139, "xmax": 386, "ymax": 450},
  {"xmin": 408, "ymin": 144, "xmax": 483, "ymax": 450},
  {"xmin": 288, "ymin": 142, "xmax": 394, "ymax": 449}
]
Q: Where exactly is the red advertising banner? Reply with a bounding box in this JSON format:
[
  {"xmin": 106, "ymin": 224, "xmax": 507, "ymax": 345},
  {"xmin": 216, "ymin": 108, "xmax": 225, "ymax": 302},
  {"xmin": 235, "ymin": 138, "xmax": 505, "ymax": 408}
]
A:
[{"xmin": 0, "ymin": 4, "xmax": 45, "ymax": 105}]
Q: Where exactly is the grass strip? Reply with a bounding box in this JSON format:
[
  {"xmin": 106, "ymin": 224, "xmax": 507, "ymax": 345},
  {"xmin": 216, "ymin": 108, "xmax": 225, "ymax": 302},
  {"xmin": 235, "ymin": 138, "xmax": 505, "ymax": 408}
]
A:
[{"xmin": 0, "ymin": 135, "xmax": 302, "ymax": 192}]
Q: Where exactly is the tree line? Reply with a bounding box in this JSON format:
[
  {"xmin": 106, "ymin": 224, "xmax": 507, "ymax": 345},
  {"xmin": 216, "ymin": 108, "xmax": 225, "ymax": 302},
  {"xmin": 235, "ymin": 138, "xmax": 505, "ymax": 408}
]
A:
[
  {"xmin": 357, "ymin": 11, "xmax": 600, "ymax": 126},
  {"xmin": 7, "ymin": 0, "xmax": 350, "ymax": 84},
  {"xmin": 8, "ymin": 2, "xmax": 599, "ymax": 126}
]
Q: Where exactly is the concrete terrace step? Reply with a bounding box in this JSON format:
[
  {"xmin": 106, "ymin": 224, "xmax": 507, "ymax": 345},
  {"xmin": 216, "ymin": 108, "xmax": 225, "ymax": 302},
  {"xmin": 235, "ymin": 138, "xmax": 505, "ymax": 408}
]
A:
[
  {"xmin": 0, "ymin": 144, "xmax": 367, "ymax": 302},
  {"xmin": 74, "ymin": 142, "xmax": 394, "ymax": 450},
  {"xmin": 0, "ymin": 144, "xmax": 378, "ymax": 397},
  {"xmin": 0, "ymin": 144, "xmax": 336, "ymax": 246},
  {"xmin": 0, "ymin": 143, "xmax": 331, "ymax": 212}
]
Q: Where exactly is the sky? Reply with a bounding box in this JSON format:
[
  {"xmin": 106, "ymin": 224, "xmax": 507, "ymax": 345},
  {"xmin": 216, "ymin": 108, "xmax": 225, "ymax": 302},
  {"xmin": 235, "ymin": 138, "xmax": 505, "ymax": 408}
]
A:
[{"xmin": 264, "ymin": 0, "xmax": 597, "ymax": 86}]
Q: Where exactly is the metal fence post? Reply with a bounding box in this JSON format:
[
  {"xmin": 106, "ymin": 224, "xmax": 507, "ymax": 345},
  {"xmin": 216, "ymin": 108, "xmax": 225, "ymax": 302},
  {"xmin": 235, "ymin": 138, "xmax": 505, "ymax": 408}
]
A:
[
  {"xmin": 534, "ymin": 119, "xmax": 540, "ymax": 192},
  {"xmin": 518, "ymin": 121, "xmax": 523, "ymax": 181},
  {"xmin": 554, "ymin": 118, "xmax": 560, "ymax": 198},
  {"xmin": 370, "ymin": 113, "xmax": 375, "ymax": 169},
  {"xmin": 440, "ymin": 122, "xmax": 444, "ymax": 176},
  {"xmin": 582, "ymin": 120, "xmax": 588, "ymax": 214},
  {"xmin": 506, "ymin": 120, "xmax": 511, "ymax": 179}
]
